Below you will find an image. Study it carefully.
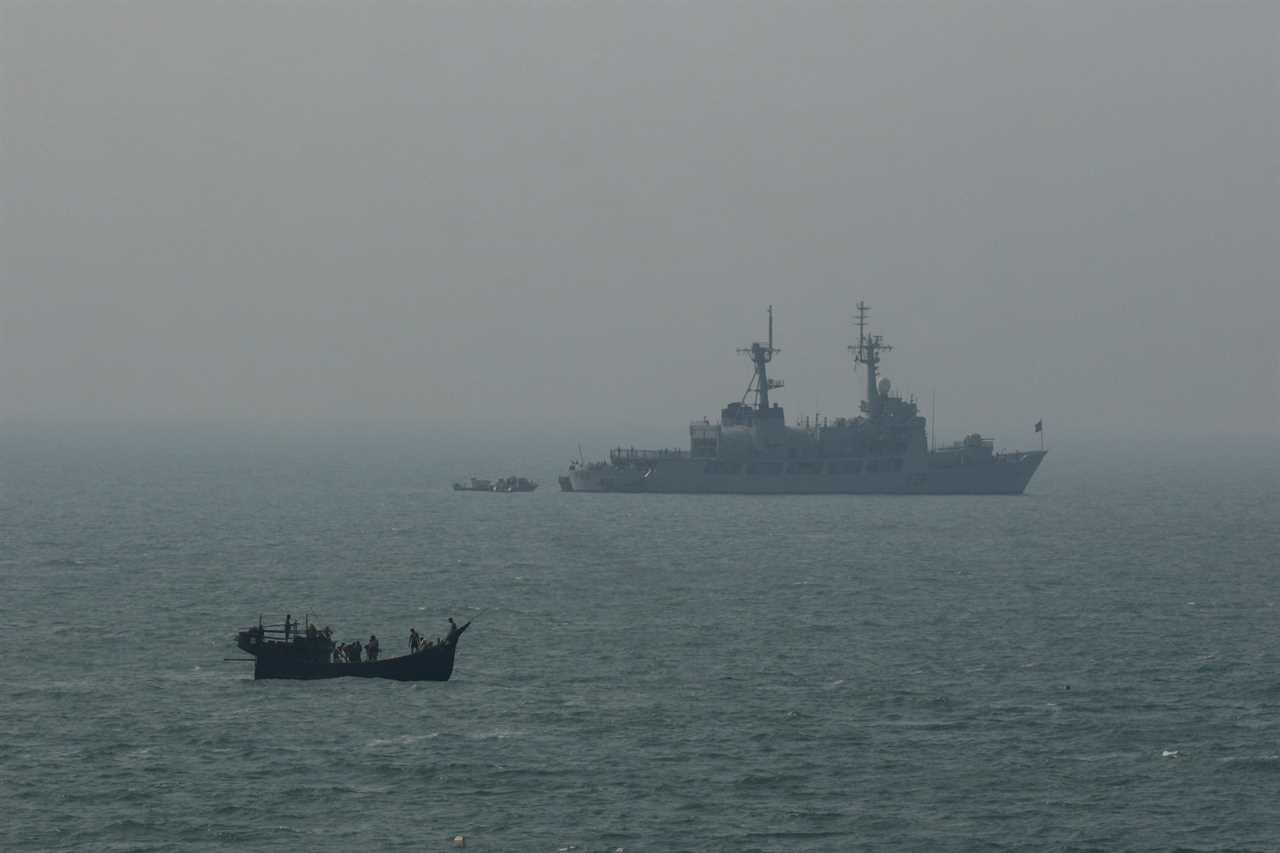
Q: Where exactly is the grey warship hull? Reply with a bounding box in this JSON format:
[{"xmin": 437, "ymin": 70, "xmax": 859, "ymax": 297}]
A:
[
  {"xmin": 563, "ymin": 303, "xmax": 1047, "ymax": 497},
  {"xmin": 566, "ymin": 450, "xmax": 1045, "ymax": 495}
]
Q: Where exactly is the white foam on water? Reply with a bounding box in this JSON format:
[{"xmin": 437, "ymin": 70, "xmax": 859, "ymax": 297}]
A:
[
  {"xmin": 365, "ymin": 733, "xmax": 439, "ymax": 749},
  {"xmin": 466, "ymin": 728, "xmax": 525, "ymax": 740}
]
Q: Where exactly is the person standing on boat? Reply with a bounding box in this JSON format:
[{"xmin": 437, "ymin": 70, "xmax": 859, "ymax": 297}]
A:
[
  {"xmin": 409, "ymin": 628, "xmax": 420, "ymax": 653},
  {"xmin": 367, "ymin": 634, "xmax": 380, "ymax": 661}
]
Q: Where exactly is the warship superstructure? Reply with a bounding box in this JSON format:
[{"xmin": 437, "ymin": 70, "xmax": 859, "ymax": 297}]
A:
[{"xmin": 563, "ymin": 303, "xmax": 1045, "ymax": 495}]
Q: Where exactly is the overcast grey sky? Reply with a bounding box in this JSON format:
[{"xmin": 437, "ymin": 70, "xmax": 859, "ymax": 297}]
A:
[{"xmin": 3, "ymin": 2, "xmax": 1277, "ymax": 441}]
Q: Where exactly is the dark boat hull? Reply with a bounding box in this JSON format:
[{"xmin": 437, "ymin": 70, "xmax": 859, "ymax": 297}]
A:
[{"xmin": 254, "ymin": 645, "xmax": 459, "ymax": 681}]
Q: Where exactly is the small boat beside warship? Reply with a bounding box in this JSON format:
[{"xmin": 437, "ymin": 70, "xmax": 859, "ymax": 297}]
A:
[
  {"xmin": 453, "ymin": 476, "xmax": 537, "ymax": 492},
  {"xmin": 233, "ymin": 614, "xmax": 470, "ymax": 681}
]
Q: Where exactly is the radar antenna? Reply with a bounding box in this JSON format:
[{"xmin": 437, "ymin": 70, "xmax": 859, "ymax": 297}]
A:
[
  {"xmin": 848, "ymin": 300, "xmax": 892, "ymax": 417},
  {"xmin": 738, "ymin": 306, "xmax": 784, "ymax": 413}
]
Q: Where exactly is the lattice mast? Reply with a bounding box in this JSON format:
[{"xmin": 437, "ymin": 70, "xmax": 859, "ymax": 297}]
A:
[
  {"xmin": 739, "ymin": 306, "xmax": 784, "ymax": 414},
  {"xmin": 849, "ymin": 300, "xmax": 892, "ymax": 418}
]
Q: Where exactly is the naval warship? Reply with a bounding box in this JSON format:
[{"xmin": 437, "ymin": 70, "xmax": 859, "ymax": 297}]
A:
[{"xmin": 562, "ymin": 303, "xmax": 1046, "ymax": 495}]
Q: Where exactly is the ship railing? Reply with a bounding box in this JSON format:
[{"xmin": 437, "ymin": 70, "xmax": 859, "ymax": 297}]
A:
[
  {"xmin": 249, "ymin": 614, "xmax": 334, "ymax": 640},
  {"xmin": 934, "ymin": 438, "xmax": 995, "ymax": 452},
  {"xmin": 994, "ymin": 450, "xmax": 1036, "ymax": 461},
  {"xmin": 609, "ymin": 447, "xmax": 690, "ymax": 463}
]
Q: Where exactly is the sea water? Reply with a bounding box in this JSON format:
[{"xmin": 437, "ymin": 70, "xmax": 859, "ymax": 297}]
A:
[{"xmin": 3, "ymin": 426, "xmax": 1279, "ymax": 851}]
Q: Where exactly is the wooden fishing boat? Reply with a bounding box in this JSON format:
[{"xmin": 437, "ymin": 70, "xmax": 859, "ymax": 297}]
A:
[{"xmin": 234, "ymin": 616, "xmax": 470, "ymax": 681}]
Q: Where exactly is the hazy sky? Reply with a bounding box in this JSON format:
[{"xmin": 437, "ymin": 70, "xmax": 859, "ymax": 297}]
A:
[{"xmin": 4, "ymin": 2, "xmax": 1277, "ymax": 441}]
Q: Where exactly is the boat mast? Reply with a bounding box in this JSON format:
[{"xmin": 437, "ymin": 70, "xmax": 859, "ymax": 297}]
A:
[
  {"xmin": 850, "ymin": 300, "xmax": 892, "ymax": 418},
  {"xmin": 738, "ymin": 306, "xmax": 783, "ymax": 415}
]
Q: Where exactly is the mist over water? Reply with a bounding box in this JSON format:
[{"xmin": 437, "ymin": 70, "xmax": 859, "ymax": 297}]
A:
[
  {"xmin": 4, "ymin": 3, "xmax": 1278, "ymax": 435},
  {"xmin": 3, "ymin": 427, "xmax": 1278, "ymax": 851}
]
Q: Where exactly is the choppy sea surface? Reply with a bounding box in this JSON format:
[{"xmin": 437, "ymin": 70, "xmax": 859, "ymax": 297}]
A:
[{"xmin": 3, "ymin": 426, "xmax": 1279, "ymax": 852}]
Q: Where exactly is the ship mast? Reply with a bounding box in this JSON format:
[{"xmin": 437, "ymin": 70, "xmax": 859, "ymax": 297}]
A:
[
  {"xmin": 849, "ymin": 300, "xmax": 892, "ymax": 418},
  {"xmin": 739, "ymin": 306, "xmax": 783, "ymax": 414}
]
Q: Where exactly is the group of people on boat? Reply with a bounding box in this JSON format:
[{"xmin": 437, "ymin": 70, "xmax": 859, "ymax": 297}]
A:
[
  {"xmin": 332, "ymin": 634, "xmax": 379, "ymax": 663},
  {"xmin": 408, "ymin": 627, "xmax": 441, "ymax": 653},
  {"xmin": 257, "ymin": 614, "xmax": 464, "ymax": 665},
  {"xmin": 410, "ymin": 618, "xmax": 461, "ymax": 654}
]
